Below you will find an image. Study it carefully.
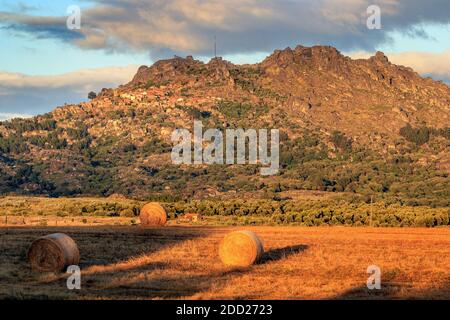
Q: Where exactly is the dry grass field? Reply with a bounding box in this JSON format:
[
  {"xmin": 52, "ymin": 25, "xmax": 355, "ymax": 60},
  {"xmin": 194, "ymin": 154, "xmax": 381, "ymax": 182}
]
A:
[{"xmin": 0, "ymin": 224, "xmax": 448, "ymax": 300}]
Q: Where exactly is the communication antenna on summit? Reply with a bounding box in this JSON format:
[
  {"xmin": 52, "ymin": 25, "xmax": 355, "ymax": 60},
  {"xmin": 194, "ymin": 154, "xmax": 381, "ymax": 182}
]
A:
[{"xmin": 214, "ymin": 35, "xmax": 217, "ymax": 58}]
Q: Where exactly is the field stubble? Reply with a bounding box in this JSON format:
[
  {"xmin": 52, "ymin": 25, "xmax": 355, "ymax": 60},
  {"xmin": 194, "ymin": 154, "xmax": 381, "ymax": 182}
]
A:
[{"xmin": 0, "ymin": 225, "xmax": 448, "ymax": 300}]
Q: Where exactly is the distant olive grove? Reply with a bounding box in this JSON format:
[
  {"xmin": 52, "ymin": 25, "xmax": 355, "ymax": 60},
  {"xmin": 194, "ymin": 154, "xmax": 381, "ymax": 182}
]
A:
[{"xmin": 0, "ymin": 196, "xmax": 448, "ymax": 227}]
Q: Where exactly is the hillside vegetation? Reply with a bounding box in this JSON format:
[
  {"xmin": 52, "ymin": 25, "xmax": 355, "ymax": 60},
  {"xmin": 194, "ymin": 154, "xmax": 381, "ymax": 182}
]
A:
[{"xmin": 0, "ymin": 45, "xmax": 449, "ymax": 208}]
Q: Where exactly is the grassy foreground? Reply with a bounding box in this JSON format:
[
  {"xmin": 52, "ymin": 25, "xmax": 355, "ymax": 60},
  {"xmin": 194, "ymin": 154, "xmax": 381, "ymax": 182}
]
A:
[
  {"xmin": 0, "ymin": 196, "xmax": 448, "ymax": 300},
  {"xmin": 0, "ymin": 225, "xmax": 448, "ymax": 300}
]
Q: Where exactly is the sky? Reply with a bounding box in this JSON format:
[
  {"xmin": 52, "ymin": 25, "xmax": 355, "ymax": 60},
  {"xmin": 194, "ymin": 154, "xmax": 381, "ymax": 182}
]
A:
[{"xmin": 0, "ymin": 0, "xmax": 449, "ymax": 120}]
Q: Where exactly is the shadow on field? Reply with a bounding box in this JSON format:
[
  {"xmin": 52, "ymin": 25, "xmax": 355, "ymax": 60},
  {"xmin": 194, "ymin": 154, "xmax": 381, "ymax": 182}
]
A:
[
  {"xmin": 414, "ymin": 276, "xmax": 450, "ymax": 299},
  {"xmin": 0, "ymin": 226, "xmax": 212, "ymax": 298},
  {"xmin": 70, "ymin": 226, "xmax": 211, "ymax": 269},
  {"xmin": 91, "ymin": 269, "xmax": 247, "ymax": 300},
  {"xmin": 46, "ymin": 241, "xmax": 311, "ymax": 299},
  {"xmin": 259, "ymin": 244, "xmax": 308, "ymax": 264},
  {"xmin": 332, "ymin": 272, "xmax": 450, "ymax": 300},
  {"xmin": 99, "ymin": 244, "xmax": 310, "ymax": 299}
]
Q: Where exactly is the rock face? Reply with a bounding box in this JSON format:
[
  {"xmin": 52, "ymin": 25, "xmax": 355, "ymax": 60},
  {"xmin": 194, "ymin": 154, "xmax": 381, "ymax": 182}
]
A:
[
  {"xmin": 0, "ymin": 44, "xmax": 449, "ymax": 199},
  {"xmin": 131, "ymin": 57, "xmax": 202, "ymax": 85},
  {"xmin": 130, "ymin": 56, "xmax": 236, "ymax": 87},
  {"xmin": 127, "ymin": 46, "xmax": 450, "ymax": 138}
]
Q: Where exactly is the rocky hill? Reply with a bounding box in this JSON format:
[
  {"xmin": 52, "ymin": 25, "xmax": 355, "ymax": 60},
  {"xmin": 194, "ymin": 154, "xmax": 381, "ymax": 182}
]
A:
[{"xmin": 0, "ymin": 45, "xmax": 449, "ymax": 205}]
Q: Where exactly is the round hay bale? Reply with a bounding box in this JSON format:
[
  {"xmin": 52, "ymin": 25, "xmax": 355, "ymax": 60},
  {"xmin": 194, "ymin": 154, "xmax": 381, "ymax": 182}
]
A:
[
  {"xmin": 27, "ymin": 233, "xmax": 80, "ymax": 272},
  {"xmin": 139, "ymin": 202, "xmax": 167, "ymax": 226},
  {"xmin": 219, "ymin": 231, "xmax": 264, "ymax": 267}
]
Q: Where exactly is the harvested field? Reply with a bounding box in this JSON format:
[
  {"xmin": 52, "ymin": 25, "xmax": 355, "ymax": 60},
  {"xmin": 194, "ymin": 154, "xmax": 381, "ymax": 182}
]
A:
[{"xmin": 0, "ymin": 225, "xmax": 448, "ymax": 300}]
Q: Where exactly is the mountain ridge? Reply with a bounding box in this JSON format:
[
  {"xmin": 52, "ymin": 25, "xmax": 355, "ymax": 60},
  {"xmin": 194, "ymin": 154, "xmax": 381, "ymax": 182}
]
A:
[
  {"xmin": 126, "ymin": 45, "xmax": 449, "ymax": 141},
  {"xmin": 0, "ymin": 44, "xmax": 448, "ymax": 203}
]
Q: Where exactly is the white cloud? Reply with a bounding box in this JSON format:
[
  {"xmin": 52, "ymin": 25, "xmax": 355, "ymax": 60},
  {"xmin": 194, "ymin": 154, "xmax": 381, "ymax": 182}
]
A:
[
  {"xmin": 0, "ymin": 113, "xmax": 33, "ymax": 121},
  {"xmin": 0, "ymin": 65, "xmax": 138, "ymax": 90},
  {"xmin": 0, "ymin": 65, "xmax": 139, "ymax": 116},
  {"xmin": 1, "ymin": 0, "xmax": 449, "ymax": 58}
]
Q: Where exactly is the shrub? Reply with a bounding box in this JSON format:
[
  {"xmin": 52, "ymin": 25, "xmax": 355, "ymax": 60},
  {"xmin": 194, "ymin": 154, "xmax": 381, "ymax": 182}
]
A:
[
  {"xmin": 400, "ymin": 124, "xmax": 430, "ymax": 145},
  {"xmin": 88, "ymin": 91, "xmax": 97, "ymax": 100},
  {"xmin": 120, "ymin": 208, "xmax": 135, "ymax": 217}
]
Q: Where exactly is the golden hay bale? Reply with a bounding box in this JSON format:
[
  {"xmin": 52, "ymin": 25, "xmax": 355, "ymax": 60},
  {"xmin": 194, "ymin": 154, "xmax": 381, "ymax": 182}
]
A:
[
  {"xmin": 27, "ymin": 233, "xmax": 80, "ymax": 272},
  {"xmin": 139, "ymin": 202, "xmax": 167, "ymax": 226},
  {"xmin": 219, "ymin": 231, "xmax": 264, "ymax": 267}
]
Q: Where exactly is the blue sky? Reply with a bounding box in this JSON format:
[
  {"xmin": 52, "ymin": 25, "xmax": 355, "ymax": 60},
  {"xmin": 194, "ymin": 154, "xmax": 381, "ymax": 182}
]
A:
[
  {"xmin": 0, "ymin": 0, "xmax": 449, "ymax": 119},
  {"xmin": 0, "ymin": 0, "xmax": 150, "ymax": 75}
]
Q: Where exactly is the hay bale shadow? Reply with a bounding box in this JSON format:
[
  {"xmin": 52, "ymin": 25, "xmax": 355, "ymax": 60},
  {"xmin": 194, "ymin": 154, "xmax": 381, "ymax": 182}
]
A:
[
  {"xmin": 0, "ymin": 226, "xmax": 213, "ymax": 297},
  {"xmin": 332, "ymin": 273, "xmax": 450, "ymax": 300},
  {"xmin": 91, "ymin": 269, "xmax": 246, "ymax": 300},
  {"xmin": 259, "ymin": 244, "xmax": 308, "ymax": 264}
]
